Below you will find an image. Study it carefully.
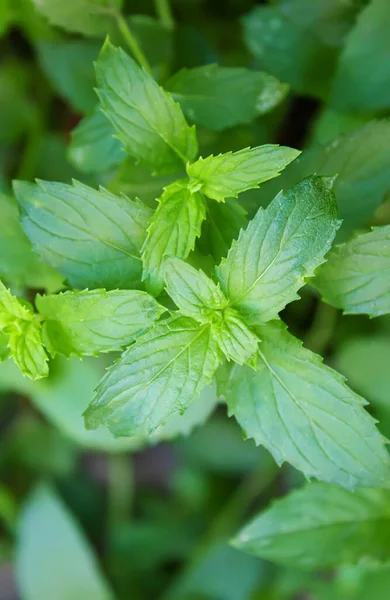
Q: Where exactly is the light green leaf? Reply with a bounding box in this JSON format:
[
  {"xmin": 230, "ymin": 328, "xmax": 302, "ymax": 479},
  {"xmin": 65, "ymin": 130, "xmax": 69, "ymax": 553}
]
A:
[
  {"xmin": 14, "ymin": 179, "xmax": 152, "ymax": 290},
  {"xmin": 142, "ymin": 179, "xmax": 206, "ymax": 296},
  {"xmin": 37, "ymin": 40, "xmax": 100, "ymax": 113},
  {"xmin": 0, "ymin": 280, "xmax": 33, "ymax": 328},
  {"xmin": 225, "ymin": 320, "xmax": 390, "ymax": 489},
  {"xmin": 31, "ymin": 0, "xmax": 119, "ymax": 37},
  {"xmin": 243, "ymin": 1, "xmax": 358, "ymax": 98},
  {"xmin": 109, "ymin": 157, "xmax": 174, "ymax": 208},
  {"xmin": 0, "ymin": 331, "xmax": 10, "ymax": 362},
  {"xmin": 0, "ymin": 193, "xmax": 63, "ymax": 292},
  {"xmin": 314, "ymin": 226, "xmax": 390, "ymax": 317},
  {"xmin": 332, "ymin": 0, "xmax": 390, "ymax": 112},
  {"xmin": 211, "ymin": 308, "xmax": 259, "ymax": 365},
  {"xmin": 233, "ymin": 482, "xmax": 390, "ymax": 569},
  {"xmin": 187, "ymin": 145, "xmax": 300, "ymax": 202},
  {"xmin": 216, "ymin": 176, "xmax": 339, "ymax": 324},
  {"xmin": 198, "ymin": 197, "xmax": 248, "ymax": 262},
  {"xmin": 164, "ymin": 257, "xmax": 227, "ymax": 323},
  {"xmin": 84, "ymin": 315, "xmax": 222, "ymax": 437},
  {"xmin": 36, "ymin": 289, "xmax": 166, "ymax": 357},
  {"xmin": 256, "ymin": 120, "xmax": 390, "ymax": 235},
  {"xmin": 95, "ymin": 39, "xmax": 197, "ymax": 175},
  {"xmin": 7, "ymin": 318, "xmax": 48, "ymax": 380},
  {"xmin": 68, "ymin": 106, "xmax": 125, "ymax": 174},
  {"xmin": 16, "ymin": 485, "xmax": 114, "ymax": 600},
  {"xmin": 165, "ymin": 64, "xmax": 288, "ymax": 131}
]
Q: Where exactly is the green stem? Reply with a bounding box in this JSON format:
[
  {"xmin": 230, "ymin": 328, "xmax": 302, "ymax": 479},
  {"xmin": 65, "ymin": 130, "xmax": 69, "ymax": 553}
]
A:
[
  {"xmin": 107, "ymin": 454, "xmax": 133, "ymax": 530},
  {"xmin": 154, "ymin": 0, "xmax": 174, "ymax": 30},
  {"xmin": 115, "ymin": 13, "xmax": 153, "ymax": 76},
  {"xmin": 304, "ymin": 301, "xmax": 338, "ymax": 355}
]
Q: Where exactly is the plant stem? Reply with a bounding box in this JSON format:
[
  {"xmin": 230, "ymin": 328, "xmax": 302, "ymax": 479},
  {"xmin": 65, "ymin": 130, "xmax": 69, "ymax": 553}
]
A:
[
  {"xmin": 107, "ymin": 454, "xmax": 133, "ymax": 530},
  {"xmin": 114, "ymin": 13, "xmax": 153, "ymax": 76},
  {"xmin": 304, "ymin": 301, "xmax": 339, "ymax": 355},
  {"xmin": 154, "ymin": 0, "xmax": 174, "ymax": 30}
]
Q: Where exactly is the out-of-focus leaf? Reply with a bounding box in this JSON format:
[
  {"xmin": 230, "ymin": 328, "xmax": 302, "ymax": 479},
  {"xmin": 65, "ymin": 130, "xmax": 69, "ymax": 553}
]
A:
[
  {"xmin": 68, "ymin": 107, "xmax": 126, "ymax": 174},
  {"xmin": 129, "ymin": 15, "xmax": 173, "ymax": 81},
  {"xmin": 37, "ymin": 40, "xmax": 100, "ymax": 113},
  {"xmin": 0, "ymin": 60, "xmax": 36, "ymax": 144},
  {"xmin": 166, "ymin": 64, "xmax": 287, "ymax": 130},
  {"xmin": 16, "ymin": 485, "xmax": 115, "ymax": 600},
  {"xmin": 31, "ymin": 0, "xmax": 120, "ymax": 37},
  {"xmin": 332, "ymin": 0, "xmax": 390, "ymax": 112},
  {"xmin": 198, "ymin": 197, "xmax": 247, "ymax": 262},
  {"xmin": 242, "ymin": 0, "xmax": 358, "ymax": 98}
]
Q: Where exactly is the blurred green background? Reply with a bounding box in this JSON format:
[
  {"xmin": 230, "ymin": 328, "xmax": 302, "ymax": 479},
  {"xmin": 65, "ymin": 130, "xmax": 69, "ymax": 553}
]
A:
[{"xmin": 2, "ymin": 0, "xmax": 390, "ymax": 598}]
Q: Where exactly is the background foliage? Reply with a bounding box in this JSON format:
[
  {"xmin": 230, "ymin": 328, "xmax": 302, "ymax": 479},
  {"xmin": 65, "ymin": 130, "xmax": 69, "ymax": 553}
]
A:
[{"xmin": 1, "ymin": 0, "xmax": 390, "ymax": 598}]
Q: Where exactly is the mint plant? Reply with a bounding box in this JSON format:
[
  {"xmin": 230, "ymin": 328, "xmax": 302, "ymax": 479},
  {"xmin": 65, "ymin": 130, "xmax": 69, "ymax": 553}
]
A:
[{"xmin": 3, "ymin": 1, "xmax": 390, "ymax": 598}]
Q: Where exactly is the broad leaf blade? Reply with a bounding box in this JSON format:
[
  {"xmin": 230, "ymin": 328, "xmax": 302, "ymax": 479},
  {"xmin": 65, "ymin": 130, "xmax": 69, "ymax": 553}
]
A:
[
  {"xmin": 216, "ymin": 176, "xmax": 339, "ymax": 323},
  {"xmin": 166, "ymin": 64, "xmax": 288, "ymax": 131},
  {"xmin": 332, "ymin": 0, "xmax": 390, "ymax": 112},
  {"xmin": 68, "ymin": 106, "xmax": 125, "ymax": 174},
  {"xmin": 85, "ymin": 315, "xmax": 222, "ymax": 437},
  {"xmin": 8, "ymin": 319, "xmax": 48, "ymax": 380},
  {"xmin": 314, "ymin": 226, "xmax": 390, "ymax": 317},
  {"xmin": 225, "ymin": 321, "xmax": 390, "ymax": 489},
  {"xmin": 187, "ymin": 145, "xmax": 300, "ymax": 202},
  {"xmin": 142, "ymin": 180, "xmax": 206, "ymax": 296},
  {"xmin": 36, "ymin": 289, "xmax": 166, "ymax": 357},
  {"xmin": 14, "ymin": 179, "xmax": 152, "ymax": 290},
  {"xmin": 16, "ymin": 485, "xmax": 114, "ymax": 600},
  {"xmin": 164, "ymin": 257, "xmax": 227, "ymax": 323},
  {"xmin": 95, "ymin": 40, "xmax": 197, "ymax": 175},
  {"xmin": 233, "ymin": 482, "xmax": 390, "ymax": 569}
]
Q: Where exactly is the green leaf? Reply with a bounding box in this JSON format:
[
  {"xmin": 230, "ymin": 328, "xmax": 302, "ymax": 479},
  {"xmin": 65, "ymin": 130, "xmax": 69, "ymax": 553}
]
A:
[
  {"xmin": 225, "ymin": 320, "xmax": 390, "ymax": 488},
  {"xmin": 243, "ymin": 1, "xmax": 358, "ymax": 98},
  {"xmin": 332, "ymin": 0, "xmax": 390, "ymax": 112},
  {"xmin": 37, "ymin": 40, "xmax": 100, "ymax": 113},
  {"xmin": 211, "ymin": 308, "xmax": 259, "ymax": 365},
  {"xmin": 198, "ymin": 197, "xmax": 248, "ymax": 262},
  {"xmin": 16, "ymin": 485, "xmax": 114, "ymax": 600},
  {"xmin": 7, "ymin": 318, "xmax": 48, "ymax": 380},
  {"xmin": 129, "ymin": 15, "xmax": 173, "ymax": 82},
  {"xmin": 0, "ymin": 279, "xmax": 33, "ymax": 328},
  {"xmin": 256, "ymin": 120, "xmax": 390, "ymax": 235},
  {"xmin": 163, "ymin": 257, "xmax": 227, "ymax": 323},
  {"xmin": 14, "ymin": 179, "xmax": 152, "ymax": 290},
  {"xmin": 142, "ymin": 179, "xmax": 206, "ymax": 296},
  {"xmin": 85, "ymin": 315, "xmax": 222, "ymax": 437},
  {"xmin": 36, "ymin": 289, "xmax": 166, "ymax": 357},
  {"xmin": 314, "ymin": 226, "xmax": 390, "ymax": 317},
  {"xmin": 216, "ymin": 176, "xmax": 339, "ymax": 324},
  {"xmin": 165, "ymin": 64, "xmax": 288, "ymax": 131},
  {"xmin": 233, "ymin": 482, "xmax": 390, "ymax": 569},
  {"xmin": 0, "ymin": 331, "xmax": 10, "ymax": 362},
  {"xmin": 95, "ymin": 39, "xmax": 198, "ymax": 175},
  {"xmin": 68, "ymin": 106, "xmax": 125, "ymax": 174},
  {"xmin": 31, "ymin": 0, "xmax": 119, "ymax": 37},
  {"xmin": 187, "ymin": 145, "xmax": 300, "ymax": 202},
  {"xmin": 0, "ymin": 193, "xmax": 63, "ymax": 292}
]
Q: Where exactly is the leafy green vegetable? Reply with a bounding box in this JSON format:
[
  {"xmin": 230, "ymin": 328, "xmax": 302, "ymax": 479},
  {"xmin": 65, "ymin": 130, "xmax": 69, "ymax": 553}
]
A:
[
  {"xmin": 242, "ymin": 0, "xmax": 358, "ymax": 98},
  {"xmin": 68, "ymin": 106, "xmax": 125, "ymax": 174},
  {"xmin": 85, "ymin": 315, "xmax": 222, "ymax": 437},
  {"xmin": 142, "ymin": 179, "xmax": 206, "ymax": 296},
  {"xmin": 36, "ymin": 289, "xmax": 166, "ymax": 357},
  {"xmin": 17, "ymin": 485, "xmax": 114, "ymax": 600},
  {"xmin": 14, "ymin": 179, "xmax": 152, "ymax": 290},
  {"xmin": 37, "ymin": 40, "xmax": 100, "ymax": 113},
  {"xmin": 224, "ymin": 321, "xmax": 390, "ymax": 489},
  {"xmin": 211, "ymin": 308, "xmax": 259, "ymax": 365},
  {"xmin": 163, "ymin": 257, "xmax": 227, "ymax": 323},
  {"xmin": 0, "ymin": 193, "xmax": 63, "ymax": 291},
  {"xmin": 187, "ymin": 145, "xmax": 300, "ymax": 202},
  {"xmin": 166, "ymin": 64, "xmax": 288, "ymax": 131},
  {"xmin": 216, "ymin": 176, "xmax": 339, "ymax": 323},
  {"xmin": 332, "ymin": 0, "xmax": 390, "ymax": 112},
  {"xmin": 233, "ymin": 482, "xmax": 390, "ymax": 568},
  {"xmin": 31, "ymin": 0, "xmax": 120, "ymax": 37},
  {"xmin": 314, "ymin": 226, "xmax": 390, "ymax": 317},
  {"xmin": 95, "ymin": 40, "xmax": 198, "ymax": 174}
]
